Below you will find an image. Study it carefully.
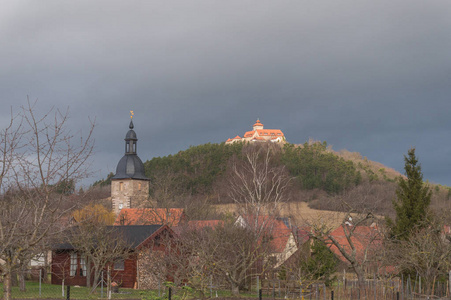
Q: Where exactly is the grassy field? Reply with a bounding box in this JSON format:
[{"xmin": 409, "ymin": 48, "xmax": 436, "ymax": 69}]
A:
[
  {"xmin": 0, "ymin": 281, "xmax": 254, "ymax": 300},
  {"xmin": 0, "ymin": 281, "xmax": 149, "ymax": 299}
]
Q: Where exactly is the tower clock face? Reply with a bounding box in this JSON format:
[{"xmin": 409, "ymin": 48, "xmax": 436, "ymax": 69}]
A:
[{"xmin": 119, "ymin": 203, "xmax": 123, "ymax": 210}]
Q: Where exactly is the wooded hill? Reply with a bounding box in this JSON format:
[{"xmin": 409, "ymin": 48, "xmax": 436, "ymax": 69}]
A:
[{"xmin": 93, "ymin": 141, "xmax": 451, "ymax": 217}]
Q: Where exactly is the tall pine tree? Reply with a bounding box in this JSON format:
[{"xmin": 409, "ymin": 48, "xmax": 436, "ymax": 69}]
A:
[{"xmin": 388, "ymin": 148, "xmax": 432, "ymax": 240}]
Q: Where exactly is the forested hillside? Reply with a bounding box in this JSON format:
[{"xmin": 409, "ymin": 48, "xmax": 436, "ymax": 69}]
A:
[
  {"xmin": 141, "ymin": 142, "xmax": 361, "ymax": 201},
  {"xmin": 93, "ymin": 141, "xmax": 451, "ymax": 216}
]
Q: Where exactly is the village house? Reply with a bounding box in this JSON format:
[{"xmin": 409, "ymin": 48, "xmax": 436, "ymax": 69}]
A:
[
  {"xmin": 235, "ymin": 215, "xmax": 298, "ymax": 268},
  {"xmin": 51, "ymin": 225, "xmax": 173, "ymax": 289},
  {"xmin": 226, "ymin": 119, "xmax": 286, "ymax": 144}
]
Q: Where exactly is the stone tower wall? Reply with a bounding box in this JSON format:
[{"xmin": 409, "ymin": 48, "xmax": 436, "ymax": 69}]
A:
[{"xmin": 111, "ymin": 179, "xmax": 150, "ymax": 214}]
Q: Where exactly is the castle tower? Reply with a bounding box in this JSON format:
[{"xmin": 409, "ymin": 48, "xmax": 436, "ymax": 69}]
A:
[
  {"xmin": 111, "ymin": 118, "xmax": 150, "ymax": 214},
  {"xmin": 253, "ymin": 119, "xmax": 264, "ymax": 131}
]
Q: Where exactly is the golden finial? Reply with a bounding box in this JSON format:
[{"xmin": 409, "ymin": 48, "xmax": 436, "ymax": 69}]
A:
[{"xmin": 130, "ymin": 110, "xmax": 134, "ymax": 119}]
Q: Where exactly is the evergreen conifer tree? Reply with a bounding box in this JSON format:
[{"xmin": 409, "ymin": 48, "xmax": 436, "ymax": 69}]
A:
[
  {"xmin": 301, "ymin": 239, "xmax": 338, "ymax": 286},
  {"xmin": 388, "ymin": 148, "xmax": 431, "ymax": 240}
]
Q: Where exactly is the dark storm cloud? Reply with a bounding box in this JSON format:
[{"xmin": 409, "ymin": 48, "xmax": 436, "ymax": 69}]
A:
[{"xmin": 1, "ymin": 1, "xmax": 451, "ymax": 185}]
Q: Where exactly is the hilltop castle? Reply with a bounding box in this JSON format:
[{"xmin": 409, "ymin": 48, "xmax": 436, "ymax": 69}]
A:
[{"xmin": 226, "ymin": 119, "xmax": 286, "ymax": 144}]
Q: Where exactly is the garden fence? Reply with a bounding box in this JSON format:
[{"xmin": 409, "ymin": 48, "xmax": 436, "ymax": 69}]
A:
[{"xmin": 2, "ymin": 269, "xmax": 451, "ymax": 299}]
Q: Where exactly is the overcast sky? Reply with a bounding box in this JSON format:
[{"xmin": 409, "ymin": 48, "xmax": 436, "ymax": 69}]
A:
[{"xmin": 1, "ymin": 1, "xmax": 451, "ymax": 187}]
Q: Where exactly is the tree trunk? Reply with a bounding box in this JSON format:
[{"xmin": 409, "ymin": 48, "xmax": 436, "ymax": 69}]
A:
[
  {"xmin": 4, "ymin": 272, "xmax": 13, "ymax": 300},
  {"xmin": 11, "ymin": 269, "xmax": 18, "ymax": 287},
  {"xmin": 86, "ymin": 257, "xmax": 91, "ymax": 289},
  {"xmin": 354, "ymin": 266, "xmax": 366, "ymax": 291},
  {"xmin": 43, "ymin": 252, "xmax": 49, "ymax": 283},
  {"xmin": 19, "ymin": 266, "xmax": 26, "ymax": 292},
  {"xmin": 90, "ymin": 265, "xmax": 101, "ymax": 294},
  {"xmin": 229, "ymin": 271, "xmax": 241, "ymax": 295},
  {"xmin": 231, "ymin": 283, "xmax": 240, "ymax": 295}
]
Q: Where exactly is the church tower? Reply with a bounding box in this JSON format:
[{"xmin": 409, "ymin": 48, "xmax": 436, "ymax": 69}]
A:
[{"xmin": 111, "ymin": 117, "xmax": 150, "ymax": 214}]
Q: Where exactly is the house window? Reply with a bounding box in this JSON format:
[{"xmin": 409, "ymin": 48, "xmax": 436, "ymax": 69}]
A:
[
  {"xmin": 70, "ymin": 252, "xmax": 77, "ymax": 276},
  {"xmin": 70, "ymin": 252, "xmax": 87, "ymax": 277},
  {"xmin": 114, "ymin": 259, "xmax": 125, "ymax": 271},
  {"xmin": 79, "ymin": 256, "xmax": 87, "ymax": 277}
]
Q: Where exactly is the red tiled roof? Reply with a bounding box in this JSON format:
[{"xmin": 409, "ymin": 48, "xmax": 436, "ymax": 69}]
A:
[
  {"xmin": 327, "ymin": 225, "xmax": 381, "ymax": 264},
  {"xmin": 114, "ymin": 208, "xmax": 185, "ymax": 226},
  {"xmin": 293, "ymin": 227, "xmax": 311, "ymax": 245},
  {"xmin": 271, "ymin": 223, "xmax": 293, "ymax": 253},
  {"xmin": 238, "ymin": 215, "xmax": 293, "ymax": 253}
]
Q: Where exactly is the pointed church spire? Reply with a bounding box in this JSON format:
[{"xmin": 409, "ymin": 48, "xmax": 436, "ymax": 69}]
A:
[{"xmin": 112, "ymin": 115, "xmax": 148, "ymax": 180}]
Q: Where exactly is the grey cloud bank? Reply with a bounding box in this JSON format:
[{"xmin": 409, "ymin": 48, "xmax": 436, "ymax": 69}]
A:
[{"xmin": 1, "ymin": 1, "xmax": 450, "ymax": 186}]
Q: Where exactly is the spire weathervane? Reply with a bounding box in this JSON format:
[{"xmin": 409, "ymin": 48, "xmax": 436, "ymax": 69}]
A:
[{"xmin": 130, "ymin": 110, "xmax": 134, "ymax": 119}]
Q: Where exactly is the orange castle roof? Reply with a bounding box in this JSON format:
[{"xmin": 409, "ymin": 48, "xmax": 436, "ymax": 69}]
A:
[
  {"xmin": 244, "ymin": 131, "xmax": 255, "ymax": 138},
  {"xmin": 253, "ymin": 119, "xmax": 263, "ymax": 127},
  {"xmin": 244, "ymin": 129, "xmax": 284, "ymax": 138}
]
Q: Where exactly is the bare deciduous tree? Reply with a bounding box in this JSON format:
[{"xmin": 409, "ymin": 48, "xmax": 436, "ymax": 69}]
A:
[
  {"xmin": 387, "ymin": 215, "xmax": 451, "ymax": 295},
  {"xmin": 143, "ymin": 224, "xmax": 214, "ymax": 296},
  {"xmin": 214, "ymin": 144, "xmax": 293, "ymax": 294},
  {"xmin": 228, "ymin": 143, "xmax": 291, "ymax": 233},
  {"xmin": 208, "ymin": 221, "xmax": 271, "ymax": 295},
  {"xmin": 0, "ymin": 101, "xmax": 94, "ymax": 300},
  {"xmin": 68, "ymin": 224, "xmax": 132, "ymax": 292},
  {"xmin": 171, "ymin": 220, "xmax": 271, "ymax": 295},
  {"xmin": 309, "ymin": 210, "xmax": 381, "ymax": 290}
]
